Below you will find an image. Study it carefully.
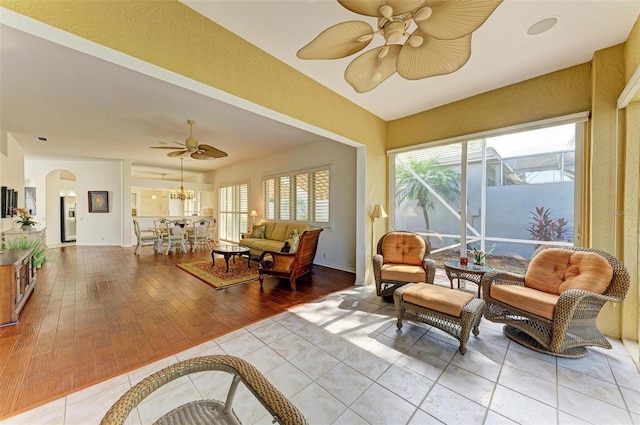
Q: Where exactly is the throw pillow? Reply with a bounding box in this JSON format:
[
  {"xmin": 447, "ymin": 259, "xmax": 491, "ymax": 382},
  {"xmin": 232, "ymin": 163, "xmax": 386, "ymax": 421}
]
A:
[
  {"xmin": 250, "ymin": 224, "xmax": 266, "ymax": 239},
  {"xmin": 286, "ymin": 228, "xmax": 300, "ymax": 240},
  {"xmin": 289, "ymin": 233, "xmax": 301, "ymax": 253}
]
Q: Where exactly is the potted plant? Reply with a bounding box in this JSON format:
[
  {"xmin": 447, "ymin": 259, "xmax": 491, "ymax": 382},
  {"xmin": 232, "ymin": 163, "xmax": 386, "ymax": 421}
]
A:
[{"xmin": 13, "ymin": 207, "xmax": 37, "ymax": 231}]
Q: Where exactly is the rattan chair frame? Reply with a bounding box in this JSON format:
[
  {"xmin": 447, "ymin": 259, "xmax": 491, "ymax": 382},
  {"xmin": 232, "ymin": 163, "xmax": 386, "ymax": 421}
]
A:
[
  {"xmin": 373, "ymin": 231, "xmax": 436, "ymax": 298},
  {"xmin": 481, "ymin": 247, "xmax": 630, "ymax": 358},
  {"xmin": 394, "ymin": 283, "xmax": 486, "ymax": 355},
  {"xmin": 100, "ymin": 355, "xmax": 308, "ymax": 425}
]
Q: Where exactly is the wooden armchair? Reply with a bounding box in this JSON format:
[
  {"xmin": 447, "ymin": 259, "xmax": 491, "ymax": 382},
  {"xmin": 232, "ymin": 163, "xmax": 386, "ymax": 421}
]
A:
[
  {"xmin": 482, "ymin": 247, "xmax": 630, "ymax": 358},
  {"xmin": 373, "ymin": 231, "xmax": 436, "ymax": 299},
  {"xmin": 258, "ymin": 228, "xmax": 323, "ymax": 291}
]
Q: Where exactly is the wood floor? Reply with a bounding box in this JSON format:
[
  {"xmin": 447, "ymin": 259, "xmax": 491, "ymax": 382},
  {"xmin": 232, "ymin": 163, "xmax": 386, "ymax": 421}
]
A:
[{"xmin": 0, "ymin": 245, "xmax": 355, "ymax": 419}]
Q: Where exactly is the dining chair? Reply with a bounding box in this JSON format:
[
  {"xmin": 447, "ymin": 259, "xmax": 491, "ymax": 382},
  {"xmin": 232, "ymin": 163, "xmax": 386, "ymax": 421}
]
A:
[
  {"xmin": 164, "ymin": 219, "xmax": 187, "ymax": 254},
  {"xmin": 187, "ymin": 218, "xmax": 211, "ymax": 252}
]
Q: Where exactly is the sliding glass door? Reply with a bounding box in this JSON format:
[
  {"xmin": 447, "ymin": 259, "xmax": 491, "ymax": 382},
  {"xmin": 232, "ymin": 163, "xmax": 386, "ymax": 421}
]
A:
[{"xmin": 391, "ymin": 120, "xmax": 582, "ymax": 273}]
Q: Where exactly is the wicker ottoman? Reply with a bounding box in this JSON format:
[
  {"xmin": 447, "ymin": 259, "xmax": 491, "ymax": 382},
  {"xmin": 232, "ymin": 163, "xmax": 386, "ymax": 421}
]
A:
[{"xmin": 394, "ymin": 283, "xmax": 486, "ymax": 354}]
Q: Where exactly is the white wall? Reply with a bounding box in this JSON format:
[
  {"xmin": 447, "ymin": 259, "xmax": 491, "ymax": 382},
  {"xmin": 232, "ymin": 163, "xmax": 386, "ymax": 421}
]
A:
[
  {"xmin": 25, "ymin": 158, "xmax": 122, "ymax": 246},
  {"xmin": 0, "ymin": 133, "xmax": 26, "ymax": 236},
  {"xmin": 210, "ymin": 140, "xmax": 358, "ymax": 273}
]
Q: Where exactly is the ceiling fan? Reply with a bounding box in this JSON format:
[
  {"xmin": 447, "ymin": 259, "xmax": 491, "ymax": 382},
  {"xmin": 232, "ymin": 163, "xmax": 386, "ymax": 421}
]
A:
[
  {"xmin": 297, "ymin": 0, "xmax": 503, "ymax": 93},
  {"xmin": 150, "ymin": 120, "xmax": 228, "ymax": 160}
]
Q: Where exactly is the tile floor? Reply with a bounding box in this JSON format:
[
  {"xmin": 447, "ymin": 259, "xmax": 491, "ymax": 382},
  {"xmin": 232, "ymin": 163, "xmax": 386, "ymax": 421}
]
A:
[{"xmin": 5, "ymin": 283, "xmax": 639, "ymax": 425}]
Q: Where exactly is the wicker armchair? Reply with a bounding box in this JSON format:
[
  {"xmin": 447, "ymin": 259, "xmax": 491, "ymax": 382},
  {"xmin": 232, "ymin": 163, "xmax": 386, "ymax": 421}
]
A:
[
  {"xmin": 101, "ymin": 355, "xmax": 308, "ymax": 425},
  {"xmin": 373, "ymin": 231, "xmax": 436, "ymax": 299},
  {"xmin": 259, "ymin": 228, "xmax": 323, "ymax": 291},
  {"xmin": 481, "ymin": 247, "xmax": 630, "ymax": 358}
]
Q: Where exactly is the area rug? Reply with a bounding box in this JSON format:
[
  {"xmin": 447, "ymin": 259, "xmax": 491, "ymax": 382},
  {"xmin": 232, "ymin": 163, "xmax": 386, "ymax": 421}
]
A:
[{"xmin": 176, "ymin": 259, "xmax": 259, "ymax": 290}]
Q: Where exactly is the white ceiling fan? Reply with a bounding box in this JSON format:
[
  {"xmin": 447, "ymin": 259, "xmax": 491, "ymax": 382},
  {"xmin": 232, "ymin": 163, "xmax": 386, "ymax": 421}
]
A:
[
  {"xmin": 150, "ymin": 120, "xmax": 228, "ymax": 160},
  {"xmin": 297, "ymin": 0, "xmax": 503, "ymax": 93}
]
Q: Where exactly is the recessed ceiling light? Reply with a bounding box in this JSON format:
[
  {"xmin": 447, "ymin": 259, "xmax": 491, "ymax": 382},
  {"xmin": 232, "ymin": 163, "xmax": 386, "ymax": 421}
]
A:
[
  {"xmin": 36, "ymin": 136, "xmax": 48, "ymax": 142},
  {"xmin": 527, "ymin": 17, "xmax": 558, "ymax": 36}
]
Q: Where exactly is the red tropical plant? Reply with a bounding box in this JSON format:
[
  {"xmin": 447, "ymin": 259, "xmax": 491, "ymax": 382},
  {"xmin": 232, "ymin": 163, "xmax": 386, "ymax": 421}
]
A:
[{"xmin": 526, "ymin": 206, "xmax": 571, "ymax": 241}]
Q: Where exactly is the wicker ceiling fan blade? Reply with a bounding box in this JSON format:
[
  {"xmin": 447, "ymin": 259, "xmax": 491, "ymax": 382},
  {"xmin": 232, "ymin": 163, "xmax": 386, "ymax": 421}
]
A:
[
  {"xmin": 344, "ymin": 45, "xmax": 402, "ymax": 93},
  {"xmin": 416, "ymin": 0, "xmax": 503, "ymax": 40},
  {"xmin": 150, "ymin": 146, "xmax": 181, "ymax": 150},
  {"xmin": 167, "ymin": 150, "xmax": 188, "ymax": 158},
  {"xmin": 338, "ymin": 0, "xmax": 426, "ymax": 17},
  {"xmin": 198, "ymin": 144, "xmax": 228, "ymax": 158},
  {"xmin": 297, "ymin": 21, "xmax": 374, "ymax": 60},
  {"xmin": 397, "ymin": 32, "xmax": 471, "ymax": 79}
]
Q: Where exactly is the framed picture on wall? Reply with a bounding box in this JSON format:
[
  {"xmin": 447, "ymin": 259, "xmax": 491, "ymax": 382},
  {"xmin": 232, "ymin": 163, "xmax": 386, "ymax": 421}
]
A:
[
  {"xmin": 8, "ymin": 189, "xmax": 16, "ymax": 216},
  {"xmin": 25, "ymin": 187, "xmax": 37, "ymax": 215},
  {"xmin": 88, "ymin": 191, "xmax": 109, "ymax": 213},
  {"xmin": 1, "ymin": 186, "xmax": 6, "ymax": 218},
  {"xmin": 12, "ymin": 190, "xmax": 17, "ymax": 215}
]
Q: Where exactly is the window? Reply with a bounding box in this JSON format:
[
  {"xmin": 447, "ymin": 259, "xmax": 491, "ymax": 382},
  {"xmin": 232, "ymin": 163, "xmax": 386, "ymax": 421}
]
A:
[
  {"xmin": 390, "ymin": 115, "xmax": 586, "ymax": 273},
  {"xmin": 219, "ymin": 181, "xmax": 248, "ymax": 242},
  {"xmin": 263, "ymin": 165, "xmax": 331, "ymax": 225}
]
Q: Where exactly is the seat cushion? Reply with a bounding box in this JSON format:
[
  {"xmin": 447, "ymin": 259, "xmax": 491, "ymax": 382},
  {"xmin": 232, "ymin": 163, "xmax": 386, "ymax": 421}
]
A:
[
  {"xmin": 381, "ymin": 233, "xmax": 426, "ymax": 266},
  {"xmin": 491, "ymin": 284, "xmax": 560, "ymax": 320},
  {"xmin": 381, "ymin": 263, "xmax": 426, "ymax": 283},
  {"xmin": 525, "ymin": 249, "xmax": 613, "ymax": 295},
  {"xmin": 402, "ymin": 283, "xmax": 474, "ymax": 317}
]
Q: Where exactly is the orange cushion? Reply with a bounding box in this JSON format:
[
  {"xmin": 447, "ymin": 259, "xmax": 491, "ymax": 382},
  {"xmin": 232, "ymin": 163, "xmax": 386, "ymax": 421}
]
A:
[
  {"xmin": 402, "ymin": 283, "xmax": 473, "ymax": 317},
  {"xmin": 491, "ymin": 284, "xmax": 560, "ymax": 320},
  {"xmin": 525, "ymin": 249, "xmax": 613, "ymax": 295},
  {"xmin": 381, "ymin": 233, "xmax": 425, "ymax": 266},
  {"xmin": 381, "ymin": 264, "xmax": 426, "ymax": 283}
]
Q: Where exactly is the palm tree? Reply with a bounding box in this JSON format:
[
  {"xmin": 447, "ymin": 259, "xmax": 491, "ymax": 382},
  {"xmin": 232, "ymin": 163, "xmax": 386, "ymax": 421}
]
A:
[{"xmin": 395, "ymin": 157, "xmax": 461, "ymax": 235}]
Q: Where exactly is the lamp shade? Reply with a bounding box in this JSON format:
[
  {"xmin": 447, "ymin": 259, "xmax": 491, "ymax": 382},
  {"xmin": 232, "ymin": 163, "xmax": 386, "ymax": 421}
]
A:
[
  {"xmin": 371, "ymin": 204, "xmax": 388, "ymax": 219},
  {"xmin": 249, "ymin": 210, "xmax": 258, "ymax": 218}
]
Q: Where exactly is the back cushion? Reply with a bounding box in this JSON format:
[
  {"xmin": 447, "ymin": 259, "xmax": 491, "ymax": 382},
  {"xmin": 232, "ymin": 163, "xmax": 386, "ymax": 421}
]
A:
[
  {"xmin": 525, "ymin": 249, "xmax": 613, "ymax": 295},
  {"xmin": 285, "ymin": 223, "xmax": 310, "ymax": 239},
  {"xmin": 262, "ymin": 222, "xmax": 277, "ymax": 240},
  {"xmin": 381, "ymin": 233, "xmax": 425, "ymax": 266},
  {"xmin": 270, "ymin": 223, "xmax": 289, "ymax": 241}
]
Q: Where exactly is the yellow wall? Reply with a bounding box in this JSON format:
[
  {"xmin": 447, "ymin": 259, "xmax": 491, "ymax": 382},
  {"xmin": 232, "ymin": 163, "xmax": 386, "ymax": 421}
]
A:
[
  {"xmin": 622, "ymin": 15, "xmax": 640, "ymax": 363},
  {"xmin": 387, "ymin": 64, "xmax": 591, "ymax": 148}
]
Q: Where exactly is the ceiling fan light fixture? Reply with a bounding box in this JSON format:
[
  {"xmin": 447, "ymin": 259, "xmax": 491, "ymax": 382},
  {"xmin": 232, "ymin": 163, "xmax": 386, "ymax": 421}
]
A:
[
  {"xmin": 150, "ymin": 119, "xmax": 228, "ymax": 160},
  {"xmin": 413, "ymin": 6, "xmax": 433, "ymax": 22},
  {"xmin": 379, "ymin": 5, "xmax": 393, "ymax": 18},
  {"xmin": 301, "ymin": 0, "xmax": 502, "ymax": 92},
  {"xmin": 408, "ymin": 35, "xmax": 424, "ymax": 48},
  {"xmin": 383, "ymin": 21, "xmax": 406, "ymax": 44}
]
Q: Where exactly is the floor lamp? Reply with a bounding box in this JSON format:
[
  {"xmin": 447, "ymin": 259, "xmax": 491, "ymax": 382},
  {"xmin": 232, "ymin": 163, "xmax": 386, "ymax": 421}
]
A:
[
  {"xmin": 370, "ymin": 204, "xmax": 388, "ymax": 254},
  {"xmin": 250, "ymin": 210, "xmax": 258, "ymax": 227}
]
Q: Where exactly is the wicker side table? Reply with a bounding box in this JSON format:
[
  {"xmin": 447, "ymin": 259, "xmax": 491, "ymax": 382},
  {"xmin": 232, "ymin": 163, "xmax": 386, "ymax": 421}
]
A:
[
  {"xmin": 444, "ymin": 261, "xmax": 494, "ymax": 298},
  {"xmin": 394, "ymin": 283, "xmax": 486, "ymax": 354}
]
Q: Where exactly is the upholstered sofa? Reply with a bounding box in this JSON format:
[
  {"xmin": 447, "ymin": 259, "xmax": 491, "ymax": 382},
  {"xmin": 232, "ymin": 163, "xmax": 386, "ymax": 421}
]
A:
[{"xmin": 240, "ymin": 221, "xmax": 310, "ymax": 258}]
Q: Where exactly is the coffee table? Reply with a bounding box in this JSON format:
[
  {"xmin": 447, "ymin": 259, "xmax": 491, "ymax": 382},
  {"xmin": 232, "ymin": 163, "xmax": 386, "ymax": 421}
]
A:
[
  {"xmin": 211, "ymin": 244, "xmax": 251, "ymax": 273},
  {"xmin": 444, "ymin": 261, "xmax": 494, "ymax": 298}
]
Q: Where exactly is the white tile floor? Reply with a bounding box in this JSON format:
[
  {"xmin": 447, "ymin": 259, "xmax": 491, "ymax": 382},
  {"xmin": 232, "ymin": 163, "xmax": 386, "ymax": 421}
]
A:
[{"xmin": 5, "ymin": 284, "xmax": 639, "ymax": 425}]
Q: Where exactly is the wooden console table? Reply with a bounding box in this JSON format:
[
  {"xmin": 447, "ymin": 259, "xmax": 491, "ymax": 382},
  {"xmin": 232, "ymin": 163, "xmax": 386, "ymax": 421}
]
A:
[{"xmin": 0, "ymin": 248, "xmax": 36, "ymax": 326}]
